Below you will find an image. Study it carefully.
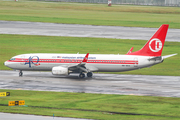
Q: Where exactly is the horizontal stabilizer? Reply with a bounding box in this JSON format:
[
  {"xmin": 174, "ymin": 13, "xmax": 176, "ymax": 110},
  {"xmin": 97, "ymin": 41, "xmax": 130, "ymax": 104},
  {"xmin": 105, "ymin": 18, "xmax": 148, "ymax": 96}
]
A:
[
  {"xmin": 148, "ymin": 56, "xmax": 162, "ymax": 61},
  {"xmin": 162, "ymin": 53, "xmax": 177, "ymax": 59}
]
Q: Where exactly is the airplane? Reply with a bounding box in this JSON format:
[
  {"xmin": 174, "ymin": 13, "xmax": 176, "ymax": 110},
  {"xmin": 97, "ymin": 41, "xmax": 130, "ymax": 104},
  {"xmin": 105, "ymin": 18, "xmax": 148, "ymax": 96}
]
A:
[{"xmin": 4, "ymin": 24, "xmax": 177, "ymax": 78}]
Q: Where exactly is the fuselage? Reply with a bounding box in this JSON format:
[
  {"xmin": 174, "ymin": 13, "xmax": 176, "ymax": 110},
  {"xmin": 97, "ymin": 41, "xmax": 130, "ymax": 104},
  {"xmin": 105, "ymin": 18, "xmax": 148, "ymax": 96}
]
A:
[
  {"xmin": 4, "ymin": 53, "xmax": 162, "ymax": 72},
  {"xmin": 3, "ymin": 24, "xmax": 173, "ymax": 78}
]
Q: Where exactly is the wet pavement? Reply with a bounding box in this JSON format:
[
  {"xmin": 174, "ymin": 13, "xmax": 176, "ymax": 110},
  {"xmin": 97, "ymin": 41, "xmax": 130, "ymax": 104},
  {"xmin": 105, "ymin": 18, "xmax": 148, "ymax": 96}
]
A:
[
  {"xmin": 0, "ymin": 112, "xmax": 90, "ymax": 120},
  {"xmin": 0, "ymin": 21, "xmax": 179, "ymax": 42},
  {"xmin": 0, "ymin": 70, "xmax": 180, "ymax": 97}
]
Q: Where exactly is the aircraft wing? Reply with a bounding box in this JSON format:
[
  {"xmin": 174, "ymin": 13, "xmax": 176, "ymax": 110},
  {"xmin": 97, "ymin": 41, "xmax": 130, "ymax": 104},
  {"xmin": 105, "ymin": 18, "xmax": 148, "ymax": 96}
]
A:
[{"xmin": 68, "ymin": 53, "xmax": 90, "ymax": 73}]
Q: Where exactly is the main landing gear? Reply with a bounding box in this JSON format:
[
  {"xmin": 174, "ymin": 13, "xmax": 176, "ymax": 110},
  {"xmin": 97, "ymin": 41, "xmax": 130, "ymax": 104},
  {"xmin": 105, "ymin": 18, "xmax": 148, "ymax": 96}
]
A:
[
  {"xmin": 79, "ymin": 72, "xmax": 93, "ymax": 78},
  {"xmin": 87, "ymin": 72, "xmax": 93, "ymax": 77},
  {"xmin": 19, "ymin": 70, "xmax": 23, "ymax": 77},
  {"xmin": 79, "ymin": 73, "xmax": 85, "ymax": 78}
]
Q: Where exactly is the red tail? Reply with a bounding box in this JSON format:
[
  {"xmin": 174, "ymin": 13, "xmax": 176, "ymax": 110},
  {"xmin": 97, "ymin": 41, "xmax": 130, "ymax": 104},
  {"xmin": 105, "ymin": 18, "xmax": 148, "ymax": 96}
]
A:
[{"xmin": 128, "ymin": 24, "xmax": 169, "ymax": 56}]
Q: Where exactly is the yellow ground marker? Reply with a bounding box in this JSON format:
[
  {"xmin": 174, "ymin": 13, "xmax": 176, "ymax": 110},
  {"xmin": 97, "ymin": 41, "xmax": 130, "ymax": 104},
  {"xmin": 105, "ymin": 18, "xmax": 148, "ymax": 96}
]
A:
[{"xmin": 8, "ymin": 100, "xmax": 25, "ymax": 106}]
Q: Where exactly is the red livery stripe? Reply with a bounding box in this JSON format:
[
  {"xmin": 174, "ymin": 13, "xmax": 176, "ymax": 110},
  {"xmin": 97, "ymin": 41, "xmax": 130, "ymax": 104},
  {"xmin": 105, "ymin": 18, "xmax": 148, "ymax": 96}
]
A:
[{"xmin": 8, "ymin": 58, "xmax": 138, "ymax": 65}]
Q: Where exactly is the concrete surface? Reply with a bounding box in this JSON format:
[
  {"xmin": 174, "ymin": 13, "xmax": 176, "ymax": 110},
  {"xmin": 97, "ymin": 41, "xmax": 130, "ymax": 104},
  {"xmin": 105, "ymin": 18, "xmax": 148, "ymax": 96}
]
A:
[
  {"xmin": 0, "ymin": 70, "xmax": 180, "ymax": 97},
  {"xmin": 0, "ymin": 21, "xmax": 179, "ymax": 42}
]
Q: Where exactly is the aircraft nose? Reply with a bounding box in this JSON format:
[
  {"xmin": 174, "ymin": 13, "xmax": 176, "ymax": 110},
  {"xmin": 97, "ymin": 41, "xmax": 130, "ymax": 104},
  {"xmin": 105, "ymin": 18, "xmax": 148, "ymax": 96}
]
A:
[
  {"xmin": 4, "ymin": 61, "xmax": 16, "ymax": 69},
  {"xmin": 4, "ymin": 61, "xmax": 9, "ymax": 67},
  {"xmin": 4, "ymin": 61, "xmax": 7, "ymax": 66}
]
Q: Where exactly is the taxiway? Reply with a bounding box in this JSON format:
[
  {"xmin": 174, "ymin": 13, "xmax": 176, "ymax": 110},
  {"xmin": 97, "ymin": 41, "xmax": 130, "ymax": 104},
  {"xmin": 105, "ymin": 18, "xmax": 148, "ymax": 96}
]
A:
[
  {"xmin": 0, "ymin": 20, "xmax": 179, "ymax": 42},
  {"xmin": 0, "ymin": 112, "xmax": 89, "ymax": 120},
  {"xmin": 0, "ymin": 70, "xmax": 180, "ymax": 97}
]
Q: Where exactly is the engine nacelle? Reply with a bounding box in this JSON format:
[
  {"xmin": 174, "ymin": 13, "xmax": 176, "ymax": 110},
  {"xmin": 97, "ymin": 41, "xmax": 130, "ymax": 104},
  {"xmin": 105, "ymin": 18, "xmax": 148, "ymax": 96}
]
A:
[{"xmin": 52, "ymin": 66, "xmax": 69, "ymax": 75}]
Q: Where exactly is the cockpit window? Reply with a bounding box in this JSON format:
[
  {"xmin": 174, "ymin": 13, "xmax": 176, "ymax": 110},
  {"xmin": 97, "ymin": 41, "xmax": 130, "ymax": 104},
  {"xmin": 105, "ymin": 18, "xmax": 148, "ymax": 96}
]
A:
[{"xmin": 10, "ymin": 58, "xmax": 15, "ymax": 61}]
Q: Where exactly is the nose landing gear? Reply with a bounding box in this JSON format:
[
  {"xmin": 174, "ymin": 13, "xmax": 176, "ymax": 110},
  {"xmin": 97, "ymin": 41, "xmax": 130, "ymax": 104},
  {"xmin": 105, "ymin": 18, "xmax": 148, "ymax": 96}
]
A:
[{"xmin": 19, "ymin": 70, "xmax": 23, "ymax": 77}]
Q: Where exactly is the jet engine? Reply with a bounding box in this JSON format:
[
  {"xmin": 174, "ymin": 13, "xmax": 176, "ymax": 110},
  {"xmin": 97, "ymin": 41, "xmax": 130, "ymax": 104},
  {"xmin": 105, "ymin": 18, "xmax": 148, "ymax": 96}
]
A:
[{"xmin": 52, "ymin": 66, "xmax": 69, "ymax": 75}]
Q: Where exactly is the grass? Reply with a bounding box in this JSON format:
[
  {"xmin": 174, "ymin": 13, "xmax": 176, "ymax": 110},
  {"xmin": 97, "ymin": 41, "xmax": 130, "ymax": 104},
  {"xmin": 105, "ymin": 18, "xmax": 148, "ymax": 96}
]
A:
[
  {"xmin": 1, "ymin": 89, "xmax": 180, "ymax": 119},
  {"xmin": 0, "ymin": 1, "xmax": 180, "ymax": 28},
  {"xmin": 0, "ymin": 2, "xmax": 179, "ymax": 120},
  {"xmin": 0, "ymin": 34, "xmax": 179, "ymax": 76}
]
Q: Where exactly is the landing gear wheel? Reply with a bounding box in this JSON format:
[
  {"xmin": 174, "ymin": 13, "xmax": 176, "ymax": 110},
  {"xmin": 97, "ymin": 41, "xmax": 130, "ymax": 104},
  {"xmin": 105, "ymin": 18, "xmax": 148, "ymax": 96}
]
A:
[
  {"xmin": 19, "ymin": 70, "xmax": 23, "ymax": 77},
  {"xmin": 87, "ymin": 72, "xmax": 93, "ymax": 77},
  {"xmin": 79, "ymin": 73, "xmax": 85, "ymax": 78}
]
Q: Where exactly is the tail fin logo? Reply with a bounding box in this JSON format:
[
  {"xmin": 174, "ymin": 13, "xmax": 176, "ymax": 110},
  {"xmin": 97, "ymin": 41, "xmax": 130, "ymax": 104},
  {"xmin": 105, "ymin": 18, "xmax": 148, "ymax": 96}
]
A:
[{"xmin": 149, "ymin": 38, "xmax": 162, "ymax": 52}]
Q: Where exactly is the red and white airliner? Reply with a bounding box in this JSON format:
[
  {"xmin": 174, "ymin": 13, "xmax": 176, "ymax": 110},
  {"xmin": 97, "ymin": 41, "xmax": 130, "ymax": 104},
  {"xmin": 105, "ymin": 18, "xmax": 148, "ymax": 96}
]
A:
[{"xmin": 4, "ymin": 24, "xmax": 177, "ymax": 78}]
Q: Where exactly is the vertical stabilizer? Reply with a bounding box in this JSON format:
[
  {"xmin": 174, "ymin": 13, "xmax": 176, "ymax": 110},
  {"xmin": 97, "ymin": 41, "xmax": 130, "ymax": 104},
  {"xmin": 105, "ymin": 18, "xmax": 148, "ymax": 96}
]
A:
[{"xmin": 128, "ymin": 24, "xmax": 169, "ymax": 56}]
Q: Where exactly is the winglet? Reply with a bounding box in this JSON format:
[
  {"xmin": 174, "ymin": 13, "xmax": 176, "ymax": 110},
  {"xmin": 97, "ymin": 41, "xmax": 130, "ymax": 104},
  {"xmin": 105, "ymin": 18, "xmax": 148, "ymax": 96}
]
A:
[
  {"xmin": 82, "ymin": 53, "xmax": 89, "ymax": 63},
  {"xmin": 126, "ymin": 47, "xmax": 134, "ymax": 55}
]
